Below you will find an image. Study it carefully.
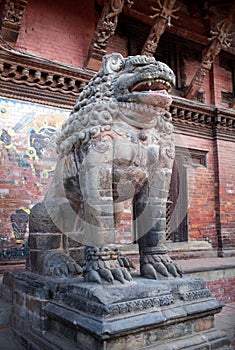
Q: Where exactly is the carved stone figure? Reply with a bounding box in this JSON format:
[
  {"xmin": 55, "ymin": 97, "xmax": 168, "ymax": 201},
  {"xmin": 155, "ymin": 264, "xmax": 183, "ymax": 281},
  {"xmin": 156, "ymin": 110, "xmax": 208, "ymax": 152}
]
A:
[
  {"xmin": 92, "ymin": 0, "xmax": 125, "ymax": 51},
  {"xmin": 29, "ymin": 53, "xmax": 183, "ymax": 283}
]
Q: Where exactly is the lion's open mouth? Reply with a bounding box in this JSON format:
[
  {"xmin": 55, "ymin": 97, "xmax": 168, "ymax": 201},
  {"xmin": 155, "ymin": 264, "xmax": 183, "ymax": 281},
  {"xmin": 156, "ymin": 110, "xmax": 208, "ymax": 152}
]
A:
[
  {"xmin": 131, "ymin": 79, "xmax": 172, "ymax": 93},
  {"xmin": 118, "ymin": 76, "xmax": 173, "ymax": 109}
]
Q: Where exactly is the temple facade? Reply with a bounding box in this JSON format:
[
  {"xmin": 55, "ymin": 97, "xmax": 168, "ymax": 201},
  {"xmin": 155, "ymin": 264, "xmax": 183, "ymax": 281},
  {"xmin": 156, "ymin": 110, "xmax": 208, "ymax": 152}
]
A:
[{"xmin": 0, "ymin": 0, "xmax": 234, "ymax": 289}]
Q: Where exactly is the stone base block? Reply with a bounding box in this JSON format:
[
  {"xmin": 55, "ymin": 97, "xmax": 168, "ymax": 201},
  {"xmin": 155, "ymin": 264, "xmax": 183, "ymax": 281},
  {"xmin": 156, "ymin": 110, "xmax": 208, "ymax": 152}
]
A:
[{"xmin": 3, "ymin": 271, "xmax": 232, "ymax": 350}]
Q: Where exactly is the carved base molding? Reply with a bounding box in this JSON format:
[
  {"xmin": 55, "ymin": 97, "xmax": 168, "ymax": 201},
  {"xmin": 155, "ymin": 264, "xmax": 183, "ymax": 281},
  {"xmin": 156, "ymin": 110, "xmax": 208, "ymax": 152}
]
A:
[{"xmin": 2, "ymin": 271, "xmax": 231, "ymax": 350}]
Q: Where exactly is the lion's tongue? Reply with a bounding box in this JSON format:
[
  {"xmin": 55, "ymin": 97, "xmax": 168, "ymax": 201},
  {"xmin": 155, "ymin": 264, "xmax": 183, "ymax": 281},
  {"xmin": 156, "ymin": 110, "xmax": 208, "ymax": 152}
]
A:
[
  {"xmin": 135, "ymin": 90, "xmax": 172, "ymax": 106},
  {"xmin": 117, "ymin": 90, "xmax": 172, "ymax": 107}
]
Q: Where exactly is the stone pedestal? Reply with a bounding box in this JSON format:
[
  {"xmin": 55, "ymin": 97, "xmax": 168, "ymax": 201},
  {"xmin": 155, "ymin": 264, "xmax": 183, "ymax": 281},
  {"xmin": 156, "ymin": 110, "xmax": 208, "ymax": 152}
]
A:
[{"xmin": 2, "ymin": 271, "xmax": 231, "ymax": 350}]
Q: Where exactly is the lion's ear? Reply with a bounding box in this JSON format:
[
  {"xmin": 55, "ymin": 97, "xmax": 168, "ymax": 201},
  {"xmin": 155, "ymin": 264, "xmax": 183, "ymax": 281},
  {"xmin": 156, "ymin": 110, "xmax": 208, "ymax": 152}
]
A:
[{"xmin": 102, "ymin": 53, "xmax": 125, "ymax": 74}]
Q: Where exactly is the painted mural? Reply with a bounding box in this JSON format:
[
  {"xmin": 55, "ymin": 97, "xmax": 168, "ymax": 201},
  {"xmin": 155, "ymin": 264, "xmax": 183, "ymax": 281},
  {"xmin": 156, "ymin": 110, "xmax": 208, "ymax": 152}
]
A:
[{"xmin": 0, "ymin": 97, "xmax": 70, "ymax": 247}]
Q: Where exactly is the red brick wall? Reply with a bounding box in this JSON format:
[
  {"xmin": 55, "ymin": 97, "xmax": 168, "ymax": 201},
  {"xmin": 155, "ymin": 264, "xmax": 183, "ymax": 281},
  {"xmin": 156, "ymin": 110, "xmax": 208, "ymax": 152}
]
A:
[
  {"xmin": 213, "ymin": 57, "xmax": 233, "ymax": 108},
  {"xmin": 207, "ymin": 277, "xmax": 235, "ymax": 303},
  {"xmin": 107, "ymin": 35, "xmax": 128, "ymax": 57},
  {"xmin": 16, "ymin": 0, "xmax": 95, "ymax": 67},
  {"xmin": 173, "ymin": 133, "xmax": 217, "ymax": 246},
  {"xmin": 216, "ymin": 139, "xmax": 235, "ymax": 250}
]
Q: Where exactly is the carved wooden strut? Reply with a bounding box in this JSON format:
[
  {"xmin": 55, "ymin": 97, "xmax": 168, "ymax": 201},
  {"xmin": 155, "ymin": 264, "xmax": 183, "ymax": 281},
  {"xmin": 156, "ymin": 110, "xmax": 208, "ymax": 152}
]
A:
[
  {"xmin": 85, "ymin": 0, "xmax": 133, "ymax": 69},
  {"xmin": 185, "ymin": 2, "xmax": 235, "ymax": 100},
  {"xmin": 141, "ymin": 0, "xmax": 179, "ymax": 56},
  {"xmin": 0, "ymin": 0, "xmax": 28, "ymax": 43}
]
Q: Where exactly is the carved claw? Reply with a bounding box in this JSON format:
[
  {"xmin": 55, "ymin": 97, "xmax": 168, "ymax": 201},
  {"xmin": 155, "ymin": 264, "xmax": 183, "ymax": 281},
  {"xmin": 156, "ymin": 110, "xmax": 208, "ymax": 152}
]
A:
[
  {"xmin": 83, "ymin": 247, "xmax": 133, "ymax": 283},
  {"xmin": 120, "ymin": 267, "xmax": 133, "ymax": 282},
  {"xmin": 140, "ymin": 254, "xmax": 184, "ymax": 279},
  {"xmin": 140, "ymin": 263, "xmax": 158, "ymax": 279},
  {"xmin": 153, "ymin": 261, "xmax": 169, "ymax": 277},
  {"xmin": 83, "ymin": 259, "xmax": 133, "ymax": 283},
  {"xmin": 99, "ymin": 268, "xmax": 114, "ymax": 283},
  {"xmin": 118, "ymin": 255, "xmax": 136, "ymax": 270},
  {"xmin": 84, "ymin": 270, "xmax": 102, "ymax": 284},
  {"xmin": 43, "ymin": 251, "xmax": 82, "ymax": 278}
]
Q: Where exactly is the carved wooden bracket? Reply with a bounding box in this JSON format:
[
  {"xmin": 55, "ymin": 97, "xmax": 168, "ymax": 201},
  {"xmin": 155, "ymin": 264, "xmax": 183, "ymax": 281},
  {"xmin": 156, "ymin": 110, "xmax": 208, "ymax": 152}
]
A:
[
  {"xmin": 141, "ymin": 0, "xmax": 179, "ymax": 56},
  {"xmin": 85, "ymin": 0, "xmax": 133, "ymax": 70},
  {"xmin": 0, "ymin": 0, "xmax": 28, "ymax": 43},
  {"xmin": 185, "ymin": 3, "xmax": 235, "ymax": 100}
]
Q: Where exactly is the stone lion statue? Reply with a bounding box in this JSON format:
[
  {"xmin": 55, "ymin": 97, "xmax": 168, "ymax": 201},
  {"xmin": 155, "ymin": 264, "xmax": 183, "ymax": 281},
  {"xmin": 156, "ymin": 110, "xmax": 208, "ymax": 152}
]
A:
[{"xmin": 28, "ymin": 53, "xmax": 183, "ymax": 283}]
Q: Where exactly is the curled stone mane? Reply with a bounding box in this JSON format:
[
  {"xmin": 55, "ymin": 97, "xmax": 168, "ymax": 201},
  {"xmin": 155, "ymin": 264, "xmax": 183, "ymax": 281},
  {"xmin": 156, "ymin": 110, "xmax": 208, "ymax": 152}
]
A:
[{"xmin": 56, "ymin": 54, "xmax": 125, "ymax": 157}]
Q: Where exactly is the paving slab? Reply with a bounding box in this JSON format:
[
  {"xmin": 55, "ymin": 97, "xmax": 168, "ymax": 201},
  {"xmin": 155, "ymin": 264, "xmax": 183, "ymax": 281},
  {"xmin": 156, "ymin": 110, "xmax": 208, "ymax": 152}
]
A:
[
  {"xmin": 215, "ymin": 302, "xmax": 235, "ymax": 348},
  {"xmin": 0, "ymin": 327, "xmax": 25, "ymax": 350}
]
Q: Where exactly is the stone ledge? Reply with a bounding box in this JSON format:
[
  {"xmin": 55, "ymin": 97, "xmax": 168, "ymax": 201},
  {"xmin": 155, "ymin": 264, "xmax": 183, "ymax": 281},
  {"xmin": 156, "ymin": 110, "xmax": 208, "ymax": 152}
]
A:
[{"xmin": 176, "ymin": 257, "xmax": 235, "ymax": 274}]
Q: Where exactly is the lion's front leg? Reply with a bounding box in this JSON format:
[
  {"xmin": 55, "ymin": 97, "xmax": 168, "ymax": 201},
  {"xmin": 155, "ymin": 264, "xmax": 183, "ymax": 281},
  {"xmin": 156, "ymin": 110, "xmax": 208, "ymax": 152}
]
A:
[
  {"xmin": 134, "ymin": 161, "xmax": 184, "ymax": 279},
  {"xmin": 79, "ymin": 142, "xmax": 133, "ymax": 283},
  {"xmin": 28, "ymin": 201, "xmax": 82, "ymax": 278}
]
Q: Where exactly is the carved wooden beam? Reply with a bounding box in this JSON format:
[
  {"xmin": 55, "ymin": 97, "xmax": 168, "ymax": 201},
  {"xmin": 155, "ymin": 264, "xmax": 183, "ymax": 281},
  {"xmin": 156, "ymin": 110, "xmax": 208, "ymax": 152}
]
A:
[
  {"xmin": 141, "ymin": 0, "xmax": 179, "ymax": 56},
  {"xmin": 0, "ymin": 0, "xmax": 28, "ymax": 43},
  {"xmin": 85, "ymin": 0, "xmax": 133, "ymax": 70},
  {"xmin": 0, "ymin": 48, "xmax": 93, "ymax": 107},
  {"xmin": 185, "ymin": 2, "xmax": 235, "ymax": 100},
  {"xmin": 171, "ymin": 97, "xmax": 235, "ymax": 141}
]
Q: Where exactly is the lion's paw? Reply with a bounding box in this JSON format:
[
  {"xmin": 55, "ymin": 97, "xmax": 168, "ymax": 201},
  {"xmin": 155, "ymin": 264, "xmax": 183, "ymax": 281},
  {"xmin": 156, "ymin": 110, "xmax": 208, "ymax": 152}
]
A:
[
  {"xmin": 83, "ymin": 246, "xmax": 133, "ymax": 284},
  {"xmin": 42, "ymin": 251, "xmax": 82, "ymax": 278},
  {"xmin": 140, "ymin": 254, "xmax": 184, "ymax": 279}
]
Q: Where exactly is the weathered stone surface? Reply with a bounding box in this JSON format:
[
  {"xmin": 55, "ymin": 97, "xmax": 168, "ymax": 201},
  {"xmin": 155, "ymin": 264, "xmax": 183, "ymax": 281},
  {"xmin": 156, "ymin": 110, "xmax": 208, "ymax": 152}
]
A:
[
  {"xmin": 29, "ymin": 233, "xmax": 62, "ymax": 250},
  {"xmin": 0, "ymin": 298, "xmax": 11, "ymax": 326},
  {"xmin": 3, "ymin": 271, "xmax": 231, "ymax": 349},
  {"xmin": 27, "ymin": 53, "xmax": 183, "ymax": 282}
]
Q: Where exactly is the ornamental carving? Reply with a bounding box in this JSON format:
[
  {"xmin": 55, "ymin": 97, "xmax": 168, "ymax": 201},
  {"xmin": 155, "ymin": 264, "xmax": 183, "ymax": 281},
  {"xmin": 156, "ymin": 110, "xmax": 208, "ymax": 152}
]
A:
[
  {"xmin": 185, "ymin": 3, "xmax": 235, "ymax": 99},
  {"xmin": 142, "ymin": 0, "xmax": 180, "ymax": 56},
  {"xmin": 87, "ymin": 0, "xmax": 133, "ymax": 62},
  {"xmin": 1, "ymin": 0, "xmax": 28, "ymax": 42},
  {"xmin": 181, "ymin": 289, "xmax": 212, "ymax": 301},
  {"xmin": 2, "ymin": 0, "xmax": 25, "ymax": 26},
  {"xmin": 0, "ymin": 61, "xmax": 83, "ymax": 94},
  {"xmin": 62, "ymin": 292, "xmax": 175, "ymax": 316}
]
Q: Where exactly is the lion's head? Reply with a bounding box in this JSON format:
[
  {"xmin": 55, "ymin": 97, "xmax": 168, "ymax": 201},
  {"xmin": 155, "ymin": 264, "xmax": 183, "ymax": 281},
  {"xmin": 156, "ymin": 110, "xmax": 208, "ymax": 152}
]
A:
[{"xmin": 56, "ymin": 53, "xmax": 175, "ymax": 156}]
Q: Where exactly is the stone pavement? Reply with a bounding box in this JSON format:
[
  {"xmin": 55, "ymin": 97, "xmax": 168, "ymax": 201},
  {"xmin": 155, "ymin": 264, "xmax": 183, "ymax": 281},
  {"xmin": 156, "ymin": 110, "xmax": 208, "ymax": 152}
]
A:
[
  {"xmin": 0, "ymin": 327, "xmax": 25, "ymax": 350},
  {"xmin": 215, "ymin": 302, "xmax": 235, "ymax": 349}
]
